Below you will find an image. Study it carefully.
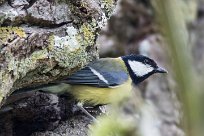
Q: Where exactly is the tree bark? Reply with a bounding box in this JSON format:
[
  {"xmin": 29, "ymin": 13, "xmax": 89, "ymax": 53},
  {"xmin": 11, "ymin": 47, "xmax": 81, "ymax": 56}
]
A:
[{"xmin": 0, "ymin": 0, "xmax": 116, "ymax": 106}]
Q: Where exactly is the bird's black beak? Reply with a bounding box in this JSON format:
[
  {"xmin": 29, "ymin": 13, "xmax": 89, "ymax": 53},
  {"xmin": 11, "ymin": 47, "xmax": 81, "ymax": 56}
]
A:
[{"xmin": 155, "ymin": 67, "xmax": 168, "ymax": 73}]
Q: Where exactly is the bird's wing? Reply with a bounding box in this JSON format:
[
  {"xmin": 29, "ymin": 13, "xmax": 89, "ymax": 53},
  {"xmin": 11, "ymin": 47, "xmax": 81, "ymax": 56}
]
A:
[{"xmin": 61, "ymin": 58, "xmax": 129, "ymax": 87}]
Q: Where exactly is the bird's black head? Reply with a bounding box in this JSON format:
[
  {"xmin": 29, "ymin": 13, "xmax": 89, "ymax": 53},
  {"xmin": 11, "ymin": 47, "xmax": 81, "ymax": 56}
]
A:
[{"xmin": 121, "ymin": 54, "xmax": 167, "ymax": 85}]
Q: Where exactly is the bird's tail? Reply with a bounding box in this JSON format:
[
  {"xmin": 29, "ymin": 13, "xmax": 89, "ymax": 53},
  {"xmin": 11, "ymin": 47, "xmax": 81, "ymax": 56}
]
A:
[{"xmin": 13, "ymin": 83, "xmax": 71, "ymax": 95}]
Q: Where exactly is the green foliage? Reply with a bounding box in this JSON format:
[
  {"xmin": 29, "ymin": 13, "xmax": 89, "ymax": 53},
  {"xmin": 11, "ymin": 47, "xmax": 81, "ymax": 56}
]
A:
[
  {"xmin": 89, "ymin": 114, "xmax": 137, "ymax": 136},
  {"xmin": 152, "ymin": 0, "xmax": 203, "ymax": 136}
]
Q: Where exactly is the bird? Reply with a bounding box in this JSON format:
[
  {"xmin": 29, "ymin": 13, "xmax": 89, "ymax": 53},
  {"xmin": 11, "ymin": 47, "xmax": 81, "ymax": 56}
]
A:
[{"xmin": 2, "ymin": 54, "xmax": 167, "ymax": 120}]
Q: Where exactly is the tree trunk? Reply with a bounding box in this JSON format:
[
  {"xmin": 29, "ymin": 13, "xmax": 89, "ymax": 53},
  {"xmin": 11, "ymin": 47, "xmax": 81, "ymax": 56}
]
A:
[{"xmin": 0, "ymin": 0, "xmax": 116, "ymax": 106}]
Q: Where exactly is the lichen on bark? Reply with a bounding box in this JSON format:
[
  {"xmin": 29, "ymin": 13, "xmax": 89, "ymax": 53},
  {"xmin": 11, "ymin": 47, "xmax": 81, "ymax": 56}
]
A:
[{"xmin": 0, "ymin": 0, "xmax": 117, "ymax": 106}]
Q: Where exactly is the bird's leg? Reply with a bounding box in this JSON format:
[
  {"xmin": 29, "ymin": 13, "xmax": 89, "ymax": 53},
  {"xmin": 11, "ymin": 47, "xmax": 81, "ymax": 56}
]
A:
[{"xmin": 76, "ymin": 102, "xmax": 97, "ymax": 122}]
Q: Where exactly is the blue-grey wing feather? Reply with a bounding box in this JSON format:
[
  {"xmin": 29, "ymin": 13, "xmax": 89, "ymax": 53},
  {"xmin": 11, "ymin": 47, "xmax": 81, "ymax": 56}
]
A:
[{"xmin": 63, "ymin": 59, "xmax": 129, "ymax": 87}]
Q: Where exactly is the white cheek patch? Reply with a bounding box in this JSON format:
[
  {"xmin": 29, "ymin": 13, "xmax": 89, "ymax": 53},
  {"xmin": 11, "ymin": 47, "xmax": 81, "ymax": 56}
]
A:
[{"xmin": 128, "ymin": 60, "xmax": 154, "ymax": 77}]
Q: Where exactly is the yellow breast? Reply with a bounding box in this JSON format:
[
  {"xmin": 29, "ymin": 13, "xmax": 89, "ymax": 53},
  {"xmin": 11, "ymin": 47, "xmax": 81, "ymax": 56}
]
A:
[{"xmin": 69, "ymin": 78, "xmax": 132, "ymax": 106}]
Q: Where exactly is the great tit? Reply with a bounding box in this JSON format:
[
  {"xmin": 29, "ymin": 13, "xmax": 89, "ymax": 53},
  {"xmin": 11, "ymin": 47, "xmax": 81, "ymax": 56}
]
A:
[
  {"xmin": 21, "ymin": 54, "xmax": 167, "ymax": 105},
  {"xmin": 3, "ymin": 54, "xmax": 167, "ymax": 119}
]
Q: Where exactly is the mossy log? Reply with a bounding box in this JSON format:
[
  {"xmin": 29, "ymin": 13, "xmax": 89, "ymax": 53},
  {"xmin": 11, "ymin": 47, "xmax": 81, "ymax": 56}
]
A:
[{"xmin": 0, "ymin": 0, "xmax": 116, "ymax": 106}]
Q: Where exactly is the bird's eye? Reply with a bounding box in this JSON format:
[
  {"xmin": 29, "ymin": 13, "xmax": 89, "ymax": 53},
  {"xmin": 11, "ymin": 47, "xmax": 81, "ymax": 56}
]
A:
[{"xmin": 144, "ymin": 59, "xmax": 149, "ymax": 64}]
